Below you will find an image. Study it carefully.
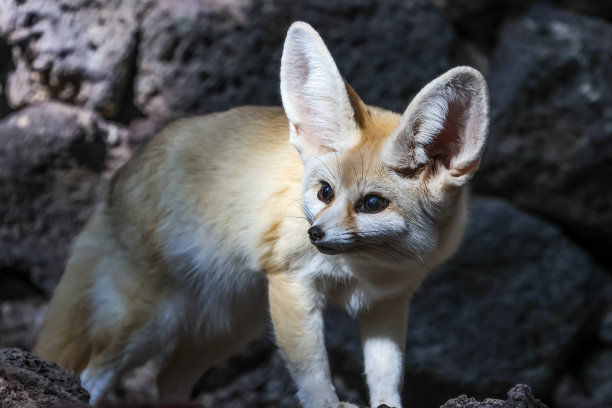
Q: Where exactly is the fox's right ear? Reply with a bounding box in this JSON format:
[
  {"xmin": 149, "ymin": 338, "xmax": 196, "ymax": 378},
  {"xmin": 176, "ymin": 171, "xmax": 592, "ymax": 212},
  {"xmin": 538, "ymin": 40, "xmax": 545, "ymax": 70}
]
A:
[
  {"xmin": 383, "ymin": 66, "xmax": 489, "ymax": 190},
  {"xmin": 280, "ymin": 22, "xmax": 359, "ymax": 161}
]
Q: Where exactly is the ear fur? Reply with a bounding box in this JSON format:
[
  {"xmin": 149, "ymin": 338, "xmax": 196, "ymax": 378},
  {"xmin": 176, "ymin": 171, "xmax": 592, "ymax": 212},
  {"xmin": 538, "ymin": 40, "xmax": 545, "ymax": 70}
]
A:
[
  {"xmin": 383, "ymin": 66, "xmax": 489, "ymax": 187},
  {"xmin": 280, "ymin": 22, "xmax": 360, "ymax": 160}
]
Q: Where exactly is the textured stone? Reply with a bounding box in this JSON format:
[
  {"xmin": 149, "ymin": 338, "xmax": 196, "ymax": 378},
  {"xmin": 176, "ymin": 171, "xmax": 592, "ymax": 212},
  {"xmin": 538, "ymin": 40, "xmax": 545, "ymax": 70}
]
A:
[
  {"xmin": 0, "ymin": 35, "xmax": 14, "ymax": 119},
  {"xmin": 135, "ymin": 0, "xmax": 290, "ymax": 119},
  {"xmin": 474, "ymin": 5, "xmax": 612, "ymax": 265},
  {"xmin": 135, "ymin": 0, "xmax": 454, "ymax": 119},
  {"xmin": 441, "ymin": 385, "xmax": 546, "ymax": 408},
  {"xmin": 0, "ymin": 348, "xmax": 89, "ymax": 407},
  {"xmin": 0, "ymin": 0, "xmax": 137, "ymax": 118},
  {"xmin": 434, "ymin": 0, "xmax": 612, "ymax": 52},
  {"xmin": 579, "ymin": 349, "xmax": 612, "ymax": 405},
  {"xmin": 0, "ymin": 103, "xmax": 128, "ymax": 294},
  {"xmin": 0, "ymin": 299, "xmax": 46, "ymax": 351},
  {"xmin": 290, "ymin": 0, "xmax": 454, "ymax": 113},
  {"xmin": 433, "ymin": 0, "xmax": 531, "ymax": 51},
  {"xmin": 403, "ymin": 197, "xmax": 610, "ymax": 402},
  {"xmin": 553, "ymin": 375, "xmax": 604, "ymax": 408}
]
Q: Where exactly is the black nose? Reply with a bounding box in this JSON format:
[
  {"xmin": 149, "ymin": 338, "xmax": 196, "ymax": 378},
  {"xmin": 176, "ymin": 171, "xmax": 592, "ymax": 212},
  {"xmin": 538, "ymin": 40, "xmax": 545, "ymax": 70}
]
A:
[{"xmin": 308, "ymin": 226, "xmax": 325, "ymax": 242}]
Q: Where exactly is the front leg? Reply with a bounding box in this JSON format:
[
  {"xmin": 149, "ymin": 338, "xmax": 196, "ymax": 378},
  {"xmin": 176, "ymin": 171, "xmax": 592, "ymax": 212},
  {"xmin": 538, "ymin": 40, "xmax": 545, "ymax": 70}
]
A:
[
  {"xmin": 358, "ymin": 295, "xmax": 411, "ymax": 408},
  {"xmin": 268, "ymin": 273, "xmax": 357, "ymax": 408}
]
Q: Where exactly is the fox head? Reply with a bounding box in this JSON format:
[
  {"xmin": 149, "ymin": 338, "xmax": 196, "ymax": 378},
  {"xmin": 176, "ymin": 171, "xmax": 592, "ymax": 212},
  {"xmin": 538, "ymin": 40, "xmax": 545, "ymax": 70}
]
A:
[{"xmin": 280, "ymin": 22, "xmax": 489, "ymax": 264}]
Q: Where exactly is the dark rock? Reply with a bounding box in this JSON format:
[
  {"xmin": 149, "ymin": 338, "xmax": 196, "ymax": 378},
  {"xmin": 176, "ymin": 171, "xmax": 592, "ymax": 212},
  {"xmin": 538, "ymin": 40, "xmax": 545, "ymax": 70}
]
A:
[
  {"xmin": 579, "ymin": 349, "xmax": 612, "ymax": 405},
  {"xmin": 135, "ymin": 0, "xmax": 454, "ymax": 119},
  {"xmin": 442, "ymin": 393, "xmax": 505, "ymax": 408},
  {"xmin": 0, "ymin": 298, "xmax": 47, "ymax": 350},
  {"xmin": 0, "ymin": 34, "xmax": 15, "ymax": 119},
  {"xmin": 553, "ymin": 0, "xmax": 612, "ymax": 22},
  {"xmin": 0, "ymin": 103, "xmax": 129, "ymax": 294},
  {"xmin": 434, "ymin": 0, "xmax": 531, "ymax": 51},
  {"xmin": 553, "ymin": 374, "xmax": 608, "ymax": 408},
  {"xmin": 0, "ymin": 347, "xmax": 89, "ymax": 407},
  {"xmin": 196, "ymin": 353, "xmax": 299, "ymax": 408},
  {"xmin": 0, "ymin": 0, "xmax": 137, "ymax": 118},
  {"xmin": 505, "ymin": 384, "xmax": 548, "ymax": 408},
  {"xmin": 290, "ymin": 0, "xmax": 454, "ymax": 113},
  {"xmin": 598, "ymin": 309, "xmax": 612, "ymax": 344},
  {"xmin": 442, "ymin": 384, "xmax": 546, "ymax": 408},
  {"xmin": 473, "ymin": 5, "xmax": 612, "ymax": 266},
  {"xmin": 435, "ymin": 0, "xmax": 612, "ymax": 53},
  {"xmin": 135, "ymin": 0, "xmax": 291, "ymax": 119},
  {"xmin": 403, "ymin": 197, "xmax": 610, "ymax": 403},
  {"xmin": 324, "ymin": 308, "xmax": 368, "ymax": 404}
]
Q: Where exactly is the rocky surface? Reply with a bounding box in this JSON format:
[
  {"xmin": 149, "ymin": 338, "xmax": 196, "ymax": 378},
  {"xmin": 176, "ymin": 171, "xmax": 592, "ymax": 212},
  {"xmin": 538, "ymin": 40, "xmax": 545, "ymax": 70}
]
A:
[
  {"xmin": 0, "ymin": 0, "xmax": 137, "ymax": 118},
  {"xmin": 0, "ymin": 348, "xmax": 89, "ymax": 407},
  {"xmin": 405, "ymin": 197, "xmax": 610, "ymax": 400},
  {"xmin": 474, "ymin": 5, "xmax": 612, "ymax": 266},
  {"xmin": 0, "ymin": 102, "xmax": 131, "ymax": 294},
  {"xmin": 435, "ymin": 0, "xmax": 612, "ymax": 51},
  {"xmin": 0, "ymin": 299, "xmax": 46, "ymax": 350},
  {"xmin": 442, "ymin": 384, "xmax": 547, "ymax": 408},
  {"xmin": 135, "ymin": 0, "xmax": 453, "ymax": 119},
  {"xmin": 578, "ymin": 349, "xmax": 612, "ymax": 405}
]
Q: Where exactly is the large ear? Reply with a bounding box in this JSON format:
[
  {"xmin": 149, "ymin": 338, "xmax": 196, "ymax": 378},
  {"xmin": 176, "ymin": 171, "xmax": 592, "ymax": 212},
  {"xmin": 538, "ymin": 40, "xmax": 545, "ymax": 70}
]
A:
[
  {"xmin": 280, "ymin": 22, "xmax": 360, "ymax": 160},
  {"xmin": 383, "ymin": 66, "xmax": 489, "ymax": 187}
]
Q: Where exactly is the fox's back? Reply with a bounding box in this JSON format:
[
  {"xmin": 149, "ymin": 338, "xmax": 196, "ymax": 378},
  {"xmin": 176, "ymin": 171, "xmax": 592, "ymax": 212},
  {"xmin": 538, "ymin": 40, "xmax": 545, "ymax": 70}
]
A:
[{"xmin": 107, "ymin": 106, "xmax": 306, "ymax": 277}]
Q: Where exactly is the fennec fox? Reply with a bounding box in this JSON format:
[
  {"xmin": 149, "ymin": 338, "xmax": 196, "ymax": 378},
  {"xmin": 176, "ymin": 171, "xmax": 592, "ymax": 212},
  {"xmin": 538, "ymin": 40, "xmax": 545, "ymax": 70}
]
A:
[{"xmin": 35, "ymin": 22, "xmax": 489, "ymax": 408}]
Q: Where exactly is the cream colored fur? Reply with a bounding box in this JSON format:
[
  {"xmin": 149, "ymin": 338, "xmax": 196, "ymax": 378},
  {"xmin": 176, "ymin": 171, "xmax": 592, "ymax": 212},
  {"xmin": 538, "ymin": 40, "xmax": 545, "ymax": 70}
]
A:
[{"xmin": 34, "ymin": 22, "xmax": 489, "ymax": 408}]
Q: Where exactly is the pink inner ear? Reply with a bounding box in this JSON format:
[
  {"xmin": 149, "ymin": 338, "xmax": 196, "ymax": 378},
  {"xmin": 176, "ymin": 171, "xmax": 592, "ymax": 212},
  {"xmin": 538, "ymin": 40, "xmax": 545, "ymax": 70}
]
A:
[{"xmin": 425, "ymin": 99, "xmax": 465, "ymax": 169}]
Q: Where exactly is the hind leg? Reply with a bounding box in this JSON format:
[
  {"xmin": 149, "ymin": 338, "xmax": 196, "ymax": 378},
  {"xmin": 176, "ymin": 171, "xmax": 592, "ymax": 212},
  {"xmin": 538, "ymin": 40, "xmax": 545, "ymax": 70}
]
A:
[
  {"xmin": 155, "ymin": 342, "xmax": 215, "ymax": 402},
  {"xmin": 156, "ymin": 304, "xmax": 268, "ymax": 402},
  {"xmin": 80, "ymin": 330, "xmax": 157, "ymax": 404},
  {"xmin": 156, "ymin": 332, "xmax": 263, "ymax": 402}
]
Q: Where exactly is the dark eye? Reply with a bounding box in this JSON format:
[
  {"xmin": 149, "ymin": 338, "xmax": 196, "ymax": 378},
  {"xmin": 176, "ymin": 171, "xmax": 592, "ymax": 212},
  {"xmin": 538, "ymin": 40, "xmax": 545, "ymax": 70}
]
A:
[
  {"xmin": 360, "ymin": 195, "xmax": 388, "ymax": 213},
  {"xmin": 317, "ymin": 182, "xmax": 334, "ymax": 204}
]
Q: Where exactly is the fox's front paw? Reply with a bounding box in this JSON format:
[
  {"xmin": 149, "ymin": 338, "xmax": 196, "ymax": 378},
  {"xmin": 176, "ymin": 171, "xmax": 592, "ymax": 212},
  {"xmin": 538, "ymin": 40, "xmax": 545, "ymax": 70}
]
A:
[{"xmin": 334, "ymin": 403, "xmax": 361, "ymax": 408}]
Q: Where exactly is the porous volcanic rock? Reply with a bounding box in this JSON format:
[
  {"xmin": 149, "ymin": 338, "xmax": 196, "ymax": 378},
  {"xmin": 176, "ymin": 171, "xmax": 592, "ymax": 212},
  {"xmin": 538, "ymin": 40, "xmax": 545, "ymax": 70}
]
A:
[
  {"xmin": 0, "ymin": 298, "xmax": 47, "ymax": 350},
  {"xmin": 0, "ymin": 102, "xmax": 128, "ymax": 294},
  {"xmin": 578, "ymin": 348, "xmax": 612, "ymax": 405},
  {"xmin": 0, "ymin": 348, "xmax": 89, "ymax": 407},
  {"xmin": 474, "ymin": 5, "xmax": 612, "ymax": 264},
  {"xmin": 442, "ymin": 384, "xmax": 547, "ymax": 408},
  {"xmin": 0, "ymin": 0, "xmax": 137, "ymax": 118},
  {"xmin": 0, "ymin": 35, "xmax": 14, "ymax": 119},
  {"xmin": 402, "ymin": 197, "xmax": 610, "ymax": 403},
  {"xmin": 135, "ymin": 0, "xmax": 454, "ymax": 119},
  {"xmin": 290, "ymin": 0, "xmax": 455, "ymax": 113}
]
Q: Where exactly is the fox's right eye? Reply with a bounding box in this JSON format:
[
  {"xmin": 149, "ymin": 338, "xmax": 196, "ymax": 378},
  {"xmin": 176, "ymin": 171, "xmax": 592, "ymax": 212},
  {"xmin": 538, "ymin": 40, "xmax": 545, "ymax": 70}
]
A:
[{"xmin": 317, "ymin": 182, "xmax": 334, "ymax": 204}]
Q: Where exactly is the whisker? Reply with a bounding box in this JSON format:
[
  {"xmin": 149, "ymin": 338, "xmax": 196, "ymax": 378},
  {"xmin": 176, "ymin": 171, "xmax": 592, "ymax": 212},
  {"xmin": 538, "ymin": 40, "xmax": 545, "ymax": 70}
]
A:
[
  {"xmin": 359, "ymin": 149, "xmax": 366, "ymax": 191},
  {"xmin": 329, "ymin": 140, "xmax": 342, "ymax": 178},
  {"xmin": 306, "ymin": 153, "xmax": 336, "ymax": 183}
]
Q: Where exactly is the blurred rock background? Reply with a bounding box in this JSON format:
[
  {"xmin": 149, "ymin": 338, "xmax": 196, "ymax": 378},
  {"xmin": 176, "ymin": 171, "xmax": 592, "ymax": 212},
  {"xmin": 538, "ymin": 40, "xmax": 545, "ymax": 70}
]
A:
[{"xmin": 0, "ymin": 0, "xmax": 611, "ymax": 407}]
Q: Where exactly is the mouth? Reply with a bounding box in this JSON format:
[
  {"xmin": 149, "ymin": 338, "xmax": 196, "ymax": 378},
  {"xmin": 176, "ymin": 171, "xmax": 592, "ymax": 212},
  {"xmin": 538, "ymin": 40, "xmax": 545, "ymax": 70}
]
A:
[
  {"xmin": 312, "ymin": 242, "xmax": 356, "ymax": 255},
  {"xmin": 314, "ymin": 245, "xmax": 343, "ymax": 255}
]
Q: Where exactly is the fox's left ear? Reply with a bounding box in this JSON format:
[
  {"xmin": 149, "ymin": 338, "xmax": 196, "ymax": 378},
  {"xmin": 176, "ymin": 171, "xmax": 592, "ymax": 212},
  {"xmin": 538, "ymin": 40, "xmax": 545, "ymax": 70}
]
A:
[
  {"xmin": 383, "ymin": 66, "xmax": 489, "ymax": 188},
  {"xmin": 280, "ymin": 22, "xmax": 360, "ymax": 161}
]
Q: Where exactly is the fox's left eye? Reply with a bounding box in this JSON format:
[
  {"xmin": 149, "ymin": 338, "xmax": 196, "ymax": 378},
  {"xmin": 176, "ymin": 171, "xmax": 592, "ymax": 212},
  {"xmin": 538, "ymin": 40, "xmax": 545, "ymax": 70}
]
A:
[
  {"xmin": 359, "ymin": 195, "xmax": 389, "ymax": 214},
  {"xmin": 317, "ymin": 182, "xmax": 334, "ymax": 204}
]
